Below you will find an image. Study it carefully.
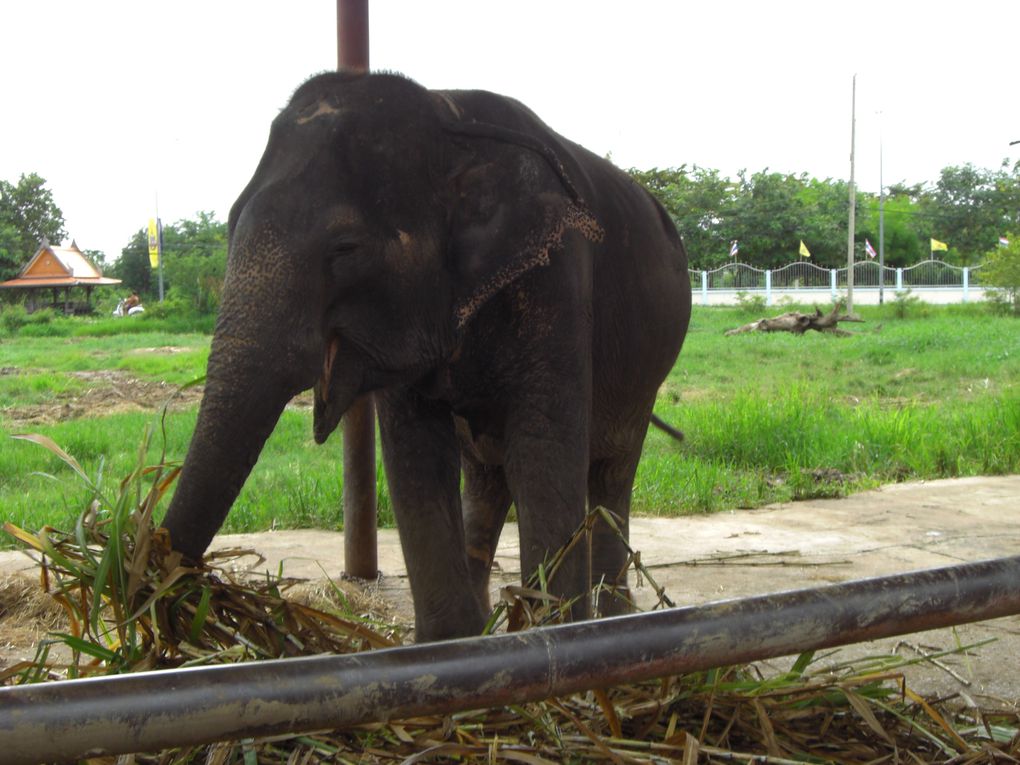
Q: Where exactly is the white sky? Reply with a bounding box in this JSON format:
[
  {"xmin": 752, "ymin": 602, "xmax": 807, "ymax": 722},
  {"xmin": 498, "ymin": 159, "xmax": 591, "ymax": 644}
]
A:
[{"xmin": 4, "ymin": 1, "xmax": 1019, "ymax": 261}]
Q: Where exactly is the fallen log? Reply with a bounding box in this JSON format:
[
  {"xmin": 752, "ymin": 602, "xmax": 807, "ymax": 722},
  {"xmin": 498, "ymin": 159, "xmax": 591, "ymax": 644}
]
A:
[{"xmin": 725, "ymin": 302, "xmax": 864, "ymax": 336}]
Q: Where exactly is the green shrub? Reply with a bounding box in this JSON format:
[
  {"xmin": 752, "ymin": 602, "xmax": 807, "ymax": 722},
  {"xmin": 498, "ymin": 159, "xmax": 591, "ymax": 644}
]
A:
[
  {"xmin": 891, "ymin": 289, "xmax": 921, "ymax": 319},
  {"xmin": 1, "ymin": 306, "xmax": 62, "ymax": 336},
  {"xmin": 1, "ymin": 303, "xmax": 29, "ymax": 334},
  {"xmin": 735, "ymin": 291, "xmax": 767, "ymax": 314},
  {"xmin": 140, "ymin": 295, "xmax": 190, "ymax": 321},
  {"xmin": 980, "ymin": 237, "xmax": 1020, "ymax": 316}
]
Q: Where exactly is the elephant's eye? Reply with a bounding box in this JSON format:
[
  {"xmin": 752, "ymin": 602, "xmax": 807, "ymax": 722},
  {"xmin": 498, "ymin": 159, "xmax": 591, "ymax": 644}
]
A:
[{"xmin": 332, "ymin": 242, "xmax": 360, "ymax": 257}]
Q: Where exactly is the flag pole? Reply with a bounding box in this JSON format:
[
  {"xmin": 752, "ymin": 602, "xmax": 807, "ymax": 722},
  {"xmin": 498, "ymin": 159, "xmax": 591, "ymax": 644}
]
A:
[
  {"xmin": 846, "ymin": 74, "xmax": 856, "ymax": 314},
  {"xmin": 878, "ymin": 116, "xmax": 885, "ymax": 305},
  {"xmin": 155, "ymin": 193, "xmax": 165, "ymax": 302}
]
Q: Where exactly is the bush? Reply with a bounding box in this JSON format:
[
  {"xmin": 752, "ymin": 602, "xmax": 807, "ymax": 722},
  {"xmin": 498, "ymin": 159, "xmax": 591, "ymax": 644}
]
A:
[
  {"xmin": 980, "ymin": 237, "xmax": 1020, "ymax": 316},
  {"xmin": 140, "ymin": 295, "xmax": 191, "ymax": 321},
  {"xmin": 891, "ymin": 289, "xmax": 922, "ymax": 319},
  {"xmin": 1, "ymin": 305, "xmax": 61, "ymax": 335},
  {"xmin": 735, "ymin": 291, "xmax": 767, "ymax": 314},
  {"xmin": 1, "ymin": 303, "xmax": 29, "ymax": 334}
]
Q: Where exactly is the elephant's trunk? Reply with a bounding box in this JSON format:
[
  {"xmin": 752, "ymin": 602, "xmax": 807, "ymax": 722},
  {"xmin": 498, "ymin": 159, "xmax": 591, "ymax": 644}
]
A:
[
  {"xmin": 161, "ymin": 333, "xmax": 296, "ymax": 560},
  {"xmin": 161, "ymin": 228, "xmax": 327, "ymax": 557}
]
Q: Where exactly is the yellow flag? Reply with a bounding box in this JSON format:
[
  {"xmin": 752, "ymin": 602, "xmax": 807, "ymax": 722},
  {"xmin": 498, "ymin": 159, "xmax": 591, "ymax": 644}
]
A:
[
  {"xmin": 799, "ymin": 240, "xmax": 811, "ymax": 258},
  {"xmin": 930, "ymin": 238, "xmax": 948, "ymax": 252},
  {"xmin": 147, "ymin": 219, "xmax": 160, "ymax": 268}
]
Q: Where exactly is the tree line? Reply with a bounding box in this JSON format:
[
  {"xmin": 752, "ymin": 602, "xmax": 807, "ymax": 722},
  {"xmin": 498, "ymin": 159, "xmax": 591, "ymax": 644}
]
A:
[
  {"xmin": 629, "ymin": 162, "xmax": 1020, "ymax": 269},
  {"xmin": 3, "ymin": 161, "xmax": 1020, "ymax": 315}
]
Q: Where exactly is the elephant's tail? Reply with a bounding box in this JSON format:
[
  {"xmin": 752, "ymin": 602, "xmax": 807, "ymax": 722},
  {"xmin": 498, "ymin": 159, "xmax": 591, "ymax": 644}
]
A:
[{"xmin": 650, "ymin": 413, "xmax": 684, "ymax": 443}]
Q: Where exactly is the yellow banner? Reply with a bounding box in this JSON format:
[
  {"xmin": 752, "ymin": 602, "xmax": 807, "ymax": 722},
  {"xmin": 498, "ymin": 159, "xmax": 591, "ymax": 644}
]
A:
[
  {"xmin": 930, "ymin": 237, "xmax": 948, "ymax": 252},
  {"xmin": 799, "ymin": 240, "xmax": 811, "ymax": 258},
  {"xmin": 147, "ymin": 219, "xmax": 160, "ymax": 268}
]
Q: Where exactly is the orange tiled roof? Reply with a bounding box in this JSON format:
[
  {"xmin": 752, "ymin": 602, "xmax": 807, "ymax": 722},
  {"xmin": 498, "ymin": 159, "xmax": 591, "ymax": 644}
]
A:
[{"xmin": 0, "ymin": 240, "xmax": 121, "ymax": 289}]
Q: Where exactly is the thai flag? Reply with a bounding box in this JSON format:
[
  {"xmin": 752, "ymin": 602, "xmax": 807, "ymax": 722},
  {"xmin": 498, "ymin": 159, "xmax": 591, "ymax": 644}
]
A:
[
  {"xmin": 1000, "ymin": 237, "xmax": 1010, "ymax": 247},
  {"xmin": 865, "ymin": 239, "xmax": 877, "ymax": 259},
  {"xmin": 729, "ymin": 240, "xmax": 739, "ymax": 258}
]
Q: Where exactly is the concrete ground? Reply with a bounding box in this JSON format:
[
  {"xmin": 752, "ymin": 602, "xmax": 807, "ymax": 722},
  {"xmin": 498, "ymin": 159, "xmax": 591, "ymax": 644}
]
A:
[{"xmin": 3, "ymin": 475, "xmax": 1018, "ymax": 701}]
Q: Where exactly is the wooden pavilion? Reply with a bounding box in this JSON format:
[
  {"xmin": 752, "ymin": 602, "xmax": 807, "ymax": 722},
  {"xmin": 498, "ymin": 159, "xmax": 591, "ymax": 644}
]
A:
[{"xmin": 0, "ymin": 239, "xmax": 121, "ymax": 313}]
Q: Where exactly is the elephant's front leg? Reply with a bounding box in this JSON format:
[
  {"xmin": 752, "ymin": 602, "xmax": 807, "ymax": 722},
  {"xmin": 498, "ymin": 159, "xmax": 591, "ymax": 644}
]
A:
[{"xmin": 376, "ymin": 389, "xmax": 487, "ymax": 641}]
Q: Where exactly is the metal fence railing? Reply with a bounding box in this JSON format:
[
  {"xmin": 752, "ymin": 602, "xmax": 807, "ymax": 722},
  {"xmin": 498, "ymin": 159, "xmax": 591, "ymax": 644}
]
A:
[{"xmin": 689, "ymin": 259, "xmax": 987, "ymax": 306}]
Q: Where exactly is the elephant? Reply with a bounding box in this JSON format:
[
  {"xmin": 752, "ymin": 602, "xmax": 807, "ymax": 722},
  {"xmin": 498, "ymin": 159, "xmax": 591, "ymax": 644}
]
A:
[{"xmin": 161, "ymin": 71, "xmax": 692, "ymax": 642}]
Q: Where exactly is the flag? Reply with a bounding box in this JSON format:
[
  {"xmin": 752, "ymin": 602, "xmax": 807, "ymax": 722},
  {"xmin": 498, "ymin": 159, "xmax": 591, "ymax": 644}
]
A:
[
  {"xmin": 930, "ymin": 237, "xmax": 948, "ymax": 252},
  {"xmin": 729, "ymin": 240, "xmax": 739, "ymax": 258},
  {"xmin": 799, "ymin": 240, "xmax": 811, "ymax": 258},
  {"xmin": 147, "ymin": 218, "xmax": 161, "ymax": 268},
  {"xmin": 865, "ymin": 239, "xmax": 877, "ymax": 259},
  {"xmin": 999, "ymin": 236, "xmax": 1010, "ymax": 247}
]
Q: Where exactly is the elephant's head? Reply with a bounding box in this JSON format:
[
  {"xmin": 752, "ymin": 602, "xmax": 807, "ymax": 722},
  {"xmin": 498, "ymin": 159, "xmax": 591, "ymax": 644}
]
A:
[{"xmin": 161, "ymin": 72, "xmax": 602, "ymax": 559}]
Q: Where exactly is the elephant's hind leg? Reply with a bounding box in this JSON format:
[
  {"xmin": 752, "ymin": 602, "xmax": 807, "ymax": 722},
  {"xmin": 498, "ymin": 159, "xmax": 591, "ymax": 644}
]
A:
[
  {"xmin": 587, "ymin": 448, "xmax": 643, "ymax": 616},
  {"xmin": 461, "ymin": 454, "xmax": 513, "ymax": 612}
]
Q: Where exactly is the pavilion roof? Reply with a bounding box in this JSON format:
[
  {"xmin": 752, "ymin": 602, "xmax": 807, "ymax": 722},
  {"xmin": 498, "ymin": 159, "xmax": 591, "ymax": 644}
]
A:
[{"xmin": 0, "ymin": 240, "xmax": 121, "ymax": 289}]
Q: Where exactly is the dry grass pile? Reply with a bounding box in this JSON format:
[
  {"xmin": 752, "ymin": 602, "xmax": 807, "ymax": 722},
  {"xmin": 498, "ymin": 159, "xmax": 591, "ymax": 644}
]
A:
[
  {"xmin": 0, "ymin": 572, "xmax": 64, "ymax": 666},
  {"xmin": 3, "ymin": 429, "xmax": 1019, "ymax": 763}
]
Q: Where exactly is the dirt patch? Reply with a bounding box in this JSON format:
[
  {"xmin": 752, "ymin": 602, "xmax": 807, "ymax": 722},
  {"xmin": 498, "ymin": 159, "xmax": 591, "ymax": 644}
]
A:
[
  {"xmin": 129, "ymin": 346, "xmax": 192, "ymax": 355},
  {"xmin": 1, "ymin": 368, "xmax": 316, "ymax": 429},
  {"xmin": 0, "ymin": 369, "xmax": 205, "ymax": 429}
]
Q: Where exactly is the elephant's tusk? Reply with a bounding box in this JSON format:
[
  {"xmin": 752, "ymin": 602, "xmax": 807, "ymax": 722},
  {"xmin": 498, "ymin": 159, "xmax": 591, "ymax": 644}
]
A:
[{"xmin": 320, "ymin": 336, "xmax": 340, "ymax": 402}]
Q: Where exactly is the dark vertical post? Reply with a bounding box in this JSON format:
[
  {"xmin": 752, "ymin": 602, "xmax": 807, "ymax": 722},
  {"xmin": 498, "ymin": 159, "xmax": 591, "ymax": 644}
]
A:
[
  {"xmin": 336, "ymin": 0, "xmax": 378, "ymax": 579},
  {"xmin": 337, "ymin": 0, "xmax": 369, "ymax": 70}
]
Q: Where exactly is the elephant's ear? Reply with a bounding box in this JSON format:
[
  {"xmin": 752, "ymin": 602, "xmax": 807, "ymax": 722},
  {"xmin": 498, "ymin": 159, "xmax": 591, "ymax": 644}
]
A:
[{"xmin": 440, "ymin": 123, "xmax": 605, "ymax": 330}]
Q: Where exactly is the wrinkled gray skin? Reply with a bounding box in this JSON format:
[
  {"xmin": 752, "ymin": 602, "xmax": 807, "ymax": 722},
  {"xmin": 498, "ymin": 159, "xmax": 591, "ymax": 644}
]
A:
[{"xmin": 161, "ymin": 72, "xmax": 692, "ymax": 642}]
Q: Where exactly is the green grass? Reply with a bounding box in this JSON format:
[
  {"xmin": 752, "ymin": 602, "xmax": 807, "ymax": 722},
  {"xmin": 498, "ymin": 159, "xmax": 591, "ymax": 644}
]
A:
[
  {"xmin": 1, "ymin": 302, "xmax": 1018, "ymax": 544},
  {"xmin": 1, "ymin": 408, "xmax": 393, "ymax": 542},
  {"xmin": 0, "ymin": 332, "xmax": 210, "ymax": 405},
  {"xmin": 636, "ymin": 301, "xmax": 1020, "ymax": 513}
]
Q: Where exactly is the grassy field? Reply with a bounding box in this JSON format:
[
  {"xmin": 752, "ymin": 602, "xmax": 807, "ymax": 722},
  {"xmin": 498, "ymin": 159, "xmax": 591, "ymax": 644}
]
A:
[{"xmin": 1, "ymin": 302, "xmax": 1018, "ymax": 544}]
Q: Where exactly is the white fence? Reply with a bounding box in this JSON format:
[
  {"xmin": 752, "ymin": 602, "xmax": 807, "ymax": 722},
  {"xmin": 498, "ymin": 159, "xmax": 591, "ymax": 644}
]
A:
[{"xmin": 690, "ymin": 260, "xmax": 987, "ymax": 306}]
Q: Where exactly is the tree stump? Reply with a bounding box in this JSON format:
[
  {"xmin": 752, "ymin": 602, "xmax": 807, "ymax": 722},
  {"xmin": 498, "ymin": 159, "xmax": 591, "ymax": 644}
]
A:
[{"xmin": 725, "ymin": 302, "xmax": 863, "ymax": 336}]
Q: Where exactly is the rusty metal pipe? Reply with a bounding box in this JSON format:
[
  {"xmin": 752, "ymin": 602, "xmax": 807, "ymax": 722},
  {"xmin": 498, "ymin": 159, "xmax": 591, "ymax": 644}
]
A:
[
  {"xmin": 337, "ymin": 0, "xmax": 369, "ymax": 71},
  {"xmin": 342, "ymin": 395, "xmax": 378, "ymax": 578},
  {"xmin": 336, "ymin": 0, "xmax": 378, "ymax": 579},
  {"xmin": 3, "ymin": 555, "xmax": 1019, "ymax": 764}
]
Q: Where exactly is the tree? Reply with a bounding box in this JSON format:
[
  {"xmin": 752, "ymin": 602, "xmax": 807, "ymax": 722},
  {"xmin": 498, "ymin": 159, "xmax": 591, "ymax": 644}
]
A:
[
  {"xmin": 109, "ymin": 229, "xmax": 153, "ymax": 295},
  {"xmin": 981, "ymin": 236, "xmax": 1020, "ymax": 315},
  {"xmin": 725, "ymin": 170, "xmax": 812, "ymax": 268},
  {"xmin": 161, "ymin": 211, "xmax": 227, "ymax": 313},
  {"xmin": 108, "ymin": 211, "xmax": 228, "ymax": 313},
  {"xmin": 858, "ymin": 193, "xmax": 924, "ymax": 267},
  {"xmin": 795, "ymin": 178, "xmax": 853, "ymax": 267},
  {"xmin": 0, "ymin": 173, "xmax": 67, "ymax": 281},
  {"xmin": 628, "ymin": 165, "xmax": 733, "ymax": 267},
  {"xmin": 631, "ymin": 167, "xmax": 870, "ymax": 269},
  {"xmin": 920, "ymin": 164, "xmax": 1006, "ymax": 264},
  {"xmin": 83, "ymin": 248, "xmax": 108, "ymax": 270}
]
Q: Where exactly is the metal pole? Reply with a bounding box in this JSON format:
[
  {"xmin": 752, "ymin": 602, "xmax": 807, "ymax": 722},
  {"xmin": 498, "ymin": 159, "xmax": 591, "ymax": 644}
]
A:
[
  {"xmin": 342, "ymin": 396, "xmax": 378, "ymax": 578},
  {"xmin": 846, "ymin": 74, "xmax": 856, "ymax": 313},
  {"xmin": 3, "ymin": 555, "xmax": 1020, "ymax": 764},
  {"xmin": 336, "ymin": 0, "xmax": 378, "ymax": 579},
  {"xmin": 338, "ymin": 0, "xmax": 369, "ymax": 70},
  {"xmin": 878, "ymin": 116, "xmax": 885, "ymax": 305},
  {"xmin": 157, "ymin": 216, "xmax": 165, "ymax": 303}
]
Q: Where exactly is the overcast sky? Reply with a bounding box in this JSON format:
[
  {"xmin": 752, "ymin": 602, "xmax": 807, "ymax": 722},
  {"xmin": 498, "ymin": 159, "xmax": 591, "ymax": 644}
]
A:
[{"xmin": 4, "ymin": 1, "xmax": 1019, "ymax": 261}]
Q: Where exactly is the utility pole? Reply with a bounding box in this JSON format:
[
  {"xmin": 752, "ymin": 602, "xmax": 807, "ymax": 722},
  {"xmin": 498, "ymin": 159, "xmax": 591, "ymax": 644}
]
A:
[
  {"xmin": 878, "ymin": 118, "xmax": 886, "ymax": 305},
  {"xmin": 846, "ymin": 74, "xmax": 856, "ymax": 314}
]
